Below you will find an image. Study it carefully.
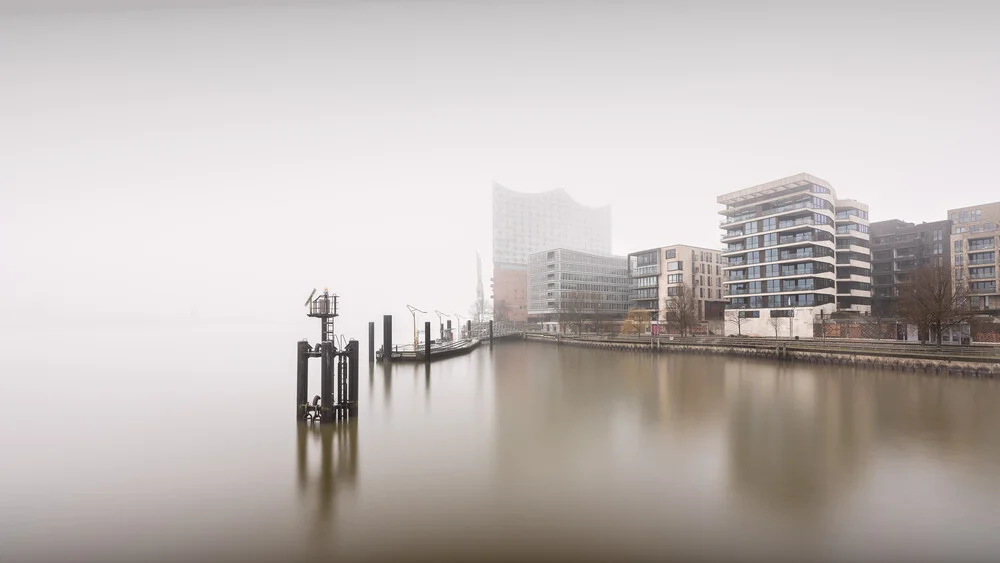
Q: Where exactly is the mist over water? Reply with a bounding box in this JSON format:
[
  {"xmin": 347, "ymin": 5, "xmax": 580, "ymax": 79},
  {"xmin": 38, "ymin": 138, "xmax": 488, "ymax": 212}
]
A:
[
  {"xmin": 5, "ymin": 331, "xmax": 1000, "ymax": 563},
  {"xmin": 4, "ymin": 2, "xmax": 1000, "ymax": 562}
]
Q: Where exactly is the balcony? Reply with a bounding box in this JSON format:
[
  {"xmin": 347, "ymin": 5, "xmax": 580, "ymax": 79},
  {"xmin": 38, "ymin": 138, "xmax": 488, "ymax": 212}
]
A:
[
  {"xmin": 778, "ymin": 217, "xmax": 816, "ymax": 229},
  {"xmin": 631, "ymin": 264, "xmax": 660, "ymax": 277},
  {"xmin": 969, "ymin": 284, "xmax": 998, "ymax": 294},
  {"xmin": 969, "ymin": 258, "xmax": 996, "ymax": 266}
]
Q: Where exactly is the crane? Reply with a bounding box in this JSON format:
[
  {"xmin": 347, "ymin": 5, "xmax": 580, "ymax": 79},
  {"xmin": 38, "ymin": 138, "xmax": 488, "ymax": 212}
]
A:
[{"xmin": 407, "ymin": 305, "xmax": 427, "ymax": 351}]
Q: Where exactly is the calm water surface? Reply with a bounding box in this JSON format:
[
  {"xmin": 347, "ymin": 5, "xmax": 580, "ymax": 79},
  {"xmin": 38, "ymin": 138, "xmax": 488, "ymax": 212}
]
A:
[{"xmin": 4, "ymin": 324, "xmax": 1000, "ymax": 563}]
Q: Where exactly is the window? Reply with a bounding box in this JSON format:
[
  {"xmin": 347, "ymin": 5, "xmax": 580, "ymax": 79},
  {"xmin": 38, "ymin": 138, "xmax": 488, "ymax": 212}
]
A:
[
  {"xmin": 747, "ymin": 252, "xmax": 760, "ymax": 264},
  {"xmin": 956, "ymin": 254, "xmax": 965, "ymax": 266},
  {"xmin": 814, "ymin": 214, "xmax": 829, "ymax": 224},
  {"xmin": 747, "ymin": 266, "xmax": 761, "ymax": 279},
  {"xmin": 667, "ymin": 286, "xmax": 679, "ymax": 297},
  {"xmin": 932, "ymin": 243, "xmax": 943, "ymax": 255},
  {"xmin": 738, "ymin": 311, "xmax": 760, "ymax": 318},
  {"xmin": 716, "ymin": 265, "xmax": 720, "ymax": 276},
  {"xmin": 745, "ymin": 221, "xmax": 758, "ymax": 235},
  {"xmin": 811, "ymin": 185, "xmax": 830, "ymax": 194},
  {"xmin": 665, "ymin": 249, "xmax": 676, "ymax": 259},
  {"xmin": 969, "ymin": 252, "xmax": 996, "ymax": 265},
  {"xmin": 765, "ymin": 280, "xmax": 781, "ymax": 293},
  {"xmin": 717, "ymin": 289, "xmax": 722, "ymax": 299},
  {"xmin": 770, "ymin": 310, "xmax": 794, "ymax": 318},
  {"xmin": 667, "ymin": 273, "xmax": 683, "ymax": 284},
  {"xmin": 933, "ymin": 229, "xmax": 943, "ymax": 241},
  {"xmin": 746, "ymin": 236, "xmax": 759, "ymax": 249},
  {"xmin": 762, "ymin": 218, "xmax": 776, "ymax": 232},
  {"xmin": 666, "ymin": 261, "xmax": 683, "ymax": 271},
  {"xmin": 700, "ymin": 287, "xmax": 704, "ymax": 298},
  {"xmin": 970, "ymin": 281, "xmax": 997, "ymax": 293},
  {"xmin": 970, "ymin": 238, "xmax": 995, "ymax": 251},
  {"xmin": 764, "ymin": 264, "xmax": 780, "ymax": 278},
  {"xmin": 955, "ymin": 240, "xmax": 963, "ymax": 253},
  {"xmin": 764, "ymin": 249, "xmax": 779, "ymax": 262},
  {"xmin": 763, "ymin": 233, "xmax": 777, "ymax": 247}
]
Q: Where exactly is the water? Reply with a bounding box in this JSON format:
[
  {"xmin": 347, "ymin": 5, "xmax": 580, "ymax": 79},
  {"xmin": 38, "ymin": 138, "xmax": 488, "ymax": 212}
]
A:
[{"xmin": 4, "ymin": 324, "xmax": 1000, "ymax": 563}]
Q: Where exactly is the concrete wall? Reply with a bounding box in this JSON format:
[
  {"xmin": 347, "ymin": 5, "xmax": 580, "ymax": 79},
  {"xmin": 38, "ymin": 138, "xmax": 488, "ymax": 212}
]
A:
[
  {"xmin": 493, "ymin": 265, "xmax": 528, "ymax": 323},
  {"xmin": 725, "ymin": 305, "xmax": 834, "ymax": 338}
]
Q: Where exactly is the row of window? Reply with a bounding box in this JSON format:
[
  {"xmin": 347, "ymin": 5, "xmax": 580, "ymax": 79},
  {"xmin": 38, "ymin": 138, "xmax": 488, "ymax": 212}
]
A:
[
  {"xmin": 727, "ymin": 262, "xmax": 835, "ymax": 280},
  {"xmin": 730, "ymin": 278, "xmax": 835, "ymax": 295},
  {"xmin": 951, "ymin": 208, "xmax": 985, "ymax": 224},
  {"xmin": 836, "ymin": 209, "xmax": 870, "ymax": 220},
  {"xmin": 954, "ymin": 223, "xmax": 998, "ymax": 235},
  {"xmin": 730, "ymin": 293, "xmax": 835, "ymax": 309},
  {"xmin": 836, "ymin": 223, "xmax": 869, "ymax": 234}
]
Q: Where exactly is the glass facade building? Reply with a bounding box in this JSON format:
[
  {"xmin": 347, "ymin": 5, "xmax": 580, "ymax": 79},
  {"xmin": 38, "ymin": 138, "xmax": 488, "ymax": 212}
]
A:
[{"xmin": 527, "ymin": 248, "xmax": 629, "ymax": 330}]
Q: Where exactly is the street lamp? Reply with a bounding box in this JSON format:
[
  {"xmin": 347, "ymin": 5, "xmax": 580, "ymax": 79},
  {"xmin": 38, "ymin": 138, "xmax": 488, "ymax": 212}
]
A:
[
  {"xmin": 407, "ymin": 304, "xmax": 426, "ymax": 351},
  {"xmin": 434, "ymin": 310, "xmax": 447, "ymax": 342}
]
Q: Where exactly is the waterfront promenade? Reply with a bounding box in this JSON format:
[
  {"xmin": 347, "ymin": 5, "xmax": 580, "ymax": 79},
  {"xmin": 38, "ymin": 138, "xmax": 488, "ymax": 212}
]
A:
[{"xmin": 525, "ymin": 332, "xmax": 1000, "ymax": 376}]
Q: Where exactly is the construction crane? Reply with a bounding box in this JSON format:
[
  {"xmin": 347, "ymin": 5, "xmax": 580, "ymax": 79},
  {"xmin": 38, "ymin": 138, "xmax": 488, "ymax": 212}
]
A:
[{"xmin": 407, "ymin": 305, "xmax": 426, "ymax": 351}]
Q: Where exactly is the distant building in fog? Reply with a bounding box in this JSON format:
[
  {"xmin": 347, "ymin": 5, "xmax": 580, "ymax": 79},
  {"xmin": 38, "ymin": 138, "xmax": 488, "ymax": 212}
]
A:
[
  {"xmin": 492, "ymin": 182, "xmax": 612, "ymax": 322},
  {"xmin": 527, "ymin": 248, "xmax": 628, "ymax": 332}
]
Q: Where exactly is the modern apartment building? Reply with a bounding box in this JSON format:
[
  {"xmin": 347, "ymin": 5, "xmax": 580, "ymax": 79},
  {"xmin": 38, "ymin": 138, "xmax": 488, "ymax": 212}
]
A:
[
  {"xmin": 626, "ymin": 244, "xmax": 727, "ymax": 327},
  {"xmin": 527, "ymin": 248, "xmax": 629, "ymax": 332},
  {"xmin": 834, "ymin": 200, "xmax": 873, "ymax": 313},
  {"xmin": 719, "ymin": 173, "xmax": 871, "ymax": 337},
  {"xmin": 492, "ymin": 182, "xmax": 612, "ymax": 322},
  {"xmin": 949, "ymin": 202, "xmax": 1000, "ymax": 314},
  {"xmin": 869, "ymin": 219, "xmax": 951, "ymax": 317}
]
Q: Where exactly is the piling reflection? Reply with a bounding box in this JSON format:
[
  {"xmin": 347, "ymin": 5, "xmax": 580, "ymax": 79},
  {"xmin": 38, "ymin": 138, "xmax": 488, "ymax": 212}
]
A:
[{"xmin": 295, "ymin": 421, "xmax": 358, "ymax": 539}]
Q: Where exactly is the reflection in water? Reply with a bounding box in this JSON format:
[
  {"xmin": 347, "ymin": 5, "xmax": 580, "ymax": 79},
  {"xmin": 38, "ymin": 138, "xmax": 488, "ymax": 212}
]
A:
[
  {"xmin": 11, "ymin": 339, "xmax": 1000, "ymax": 563},
  {"xmin": 724, "ymin": 362, "xmax": 873, "ymax": 523},
  {"xmin": 296, "ymin": 421, "xmax": 358, "ymax": 543}
]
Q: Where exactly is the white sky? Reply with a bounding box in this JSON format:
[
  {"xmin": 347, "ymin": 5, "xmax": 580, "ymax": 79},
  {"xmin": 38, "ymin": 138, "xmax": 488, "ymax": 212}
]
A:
[{"xmin": 2, "ymin": 0, "xmax": 998, "ymax": 340}]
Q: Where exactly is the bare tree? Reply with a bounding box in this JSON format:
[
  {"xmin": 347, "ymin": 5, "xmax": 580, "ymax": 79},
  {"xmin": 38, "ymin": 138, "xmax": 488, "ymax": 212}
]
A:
[
  {"xmin": 621, "ymin": 308, "xmax": 651, "ymax": 336},
  {"xmin": 725, "ymin": 310, "xmax": 745, "ymax": 336},
  {"xmin": 898, "ymin": 264, "xmax": 973, "ymax": 346},
  {"xmin": 562, "ymin": 291, "xmax": 594, "ymax": 334},
  {"xmin": 766, "ymin": 314, "xmax": 783, "ymax": 339},
  {"xmin": 662, "ymin": 285, "xmax": 699, "ymax": 336}
]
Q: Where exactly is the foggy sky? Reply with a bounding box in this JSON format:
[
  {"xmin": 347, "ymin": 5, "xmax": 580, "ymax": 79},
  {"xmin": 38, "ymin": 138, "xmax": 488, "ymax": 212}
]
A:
[{"xmin": 3, "ymin": 0, "xmax": 999, "ymax": 340}]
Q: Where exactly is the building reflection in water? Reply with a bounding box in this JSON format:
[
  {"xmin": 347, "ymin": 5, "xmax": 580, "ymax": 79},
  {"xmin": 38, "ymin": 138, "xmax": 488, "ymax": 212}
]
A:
[
  {"xmin": 724, "ymin": 361, "xmax": 874, "ymax": 523},
  {"xmin": 296, "ymin": 421, "xmax": 358, "ymax": 541}
]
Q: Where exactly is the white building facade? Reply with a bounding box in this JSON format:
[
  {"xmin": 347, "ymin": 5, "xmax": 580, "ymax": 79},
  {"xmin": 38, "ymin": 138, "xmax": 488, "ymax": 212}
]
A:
[
  {"xmin": 720, "ymin": 174, "xmax": 872, "ymax": 337},
  {"xmin": 627, "ymin": 244, "xmax": 727, "ymax": 327}
]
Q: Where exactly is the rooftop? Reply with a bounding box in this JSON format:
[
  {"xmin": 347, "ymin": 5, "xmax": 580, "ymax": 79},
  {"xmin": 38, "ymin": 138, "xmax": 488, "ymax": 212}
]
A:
[{"xmin": 717, "ymin": 173, "xmax": 832, "ymax": 205}]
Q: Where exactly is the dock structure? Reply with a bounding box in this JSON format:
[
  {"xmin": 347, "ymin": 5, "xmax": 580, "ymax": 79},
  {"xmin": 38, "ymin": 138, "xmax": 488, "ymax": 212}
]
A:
[
  {"xmin": 375, "ymin": 317, "xmax": 524, "ymax": 363},
  {"xmin": 295, "ymin": 289, "xmax": 359, "ymax": 423}
]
